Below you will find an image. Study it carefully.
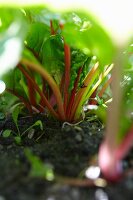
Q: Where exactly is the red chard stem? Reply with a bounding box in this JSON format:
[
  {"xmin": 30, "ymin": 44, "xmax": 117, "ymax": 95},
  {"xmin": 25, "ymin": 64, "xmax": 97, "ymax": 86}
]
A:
[
  {"xmin": 18, "ymin": 64, "xmax": 59, "ymax": 119},
  {"xmin": 6, "ymin": 88, "xmax": 33, "ymax": 113},
  {"xmin": 64, "ymin": 43, "xmax": 71, "ymax": 113},
  {"xmin": 66, "ymin": 67, "xmax": 82, "ymax": 120},
  {"xmin": 89, "ymin": 89, "xmax": 97, "ymax": 105},
  {"xmin": 116, "ymin": 125, "xmax": 133, "ymax": 160},
  {"xmin": 50, "ymin": 20, "xmax": 55, "ymax": 35},
  {"xmin": 20, "ymin": 59, "xmax": 65, "ymax": 121}
]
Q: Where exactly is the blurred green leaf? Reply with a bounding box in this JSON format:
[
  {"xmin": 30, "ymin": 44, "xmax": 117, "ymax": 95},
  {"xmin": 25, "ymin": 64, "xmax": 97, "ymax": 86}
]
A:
[
  {"xmin": 40, "ymin": 34, "xmax": 64, "ymax": 74},
  {"xmin": 14, "ymin": 136, "xmax": 22, "ymax": 144},
  {"xmin": 26, "ymin": 22, "xmax": 50, "ymax": 54},
  {"xmin": 62, "ymin": 11, "xmax": 115, "ymax": 67},
  {"xmin": 33, "ymin": 120, "xmax": 43, "ymax": 130},
  {"xmin": 116, "ymin": 40, "xmax": 133, "ymax": 143},
  {"xmin": 2, "ymin": 129, "xmax": 12, "ymax": 138},
  {"xmin": 25, "ymin": 149, "xmax": 54, "ymax": 180},
  {"xmin": 0, "ymin": 9, "xmax": 28, "ymax": 77}
]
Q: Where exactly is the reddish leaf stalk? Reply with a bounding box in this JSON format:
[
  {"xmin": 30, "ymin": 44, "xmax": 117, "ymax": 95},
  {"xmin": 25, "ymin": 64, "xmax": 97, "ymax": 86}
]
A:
[
  {"xmin": 88, "ymin": 76, "xmax": 112, "ymax": 106},
  {"xmin": 66, "ymin": 67, "xmax": 82, "ymax": 120},
  {"xmin": 6, "ymin": 88, "xmax": 33, "ymax": 113},
  {"xmin": 64, "ymin": 43, "xmax": 71, "ymax": 113},
  {"xmin": 98, "ymin": 53, "xmax": 122, "ymax": 181},
  {"xmin": 116, "ymin": 125, "xmax": 133, "ymax": 161},
  {"xmin": 50, "ymin": 20, "xmax": 55, "ymax": 35},
  {"xmin": 69, "ymin": 63, "xmax": 99, "ymax": 121},
  {"xmin": 20, "ymin": 59, "xmax": 65, "ymax": 121},
  {"xmin": 18, "ymin": 64, "xmax": 59, "ymax": 119},
  {"xmin": 98, "ymin": 76, "xmax": 112, "ymax": 98},
  {"xmin": 89, "ymin": 89, "xmax": 97, "ymax": 105},
  {"xmin": 98, "ymin": 124, "xmax": 133, "ymax": 181}
]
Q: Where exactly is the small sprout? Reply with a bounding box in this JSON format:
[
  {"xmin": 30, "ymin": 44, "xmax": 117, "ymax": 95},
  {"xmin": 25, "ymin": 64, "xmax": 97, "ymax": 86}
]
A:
[
  {"xmin": 14, "ymin": 136, "xmax": 22, "ymax": 145},
  {"xmin": 21, "ymin": 120, "xmax": 43, "ymax": 137},
  {"xmin": 2, "ymin": 129, "xmax": 12, "ymax": 138},
  {"xmin": 33, "ymin": 120, "xmax": 43, "ymax": 131}
]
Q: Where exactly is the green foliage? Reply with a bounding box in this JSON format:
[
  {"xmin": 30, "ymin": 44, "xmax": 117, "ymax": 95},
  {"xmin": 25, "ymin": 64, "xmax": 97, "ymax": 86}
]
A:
[
  {"xmin": 70, "ymin": 49, "xmax": 91, "ymax": 90},
  {"xmin": 26, "ymin": 23, "xmax": 50, "ymax": 53},
  {"xmin": 40, "ymin": 34, "xmax": 64, "ymax": 75},
  {"xmin": 0, "ymin": 8, "xmax": 28, "ymax": 77},
  {"xmin": 0, "ymin": 5, "xmax": 114, "ymax": 123},
  {"xmin": 25, "ymin": 149, "xmax": 54, "ymax": 180},
  {"xmin": 2, "ymin": 129, "xmax": 12, "ymax": 138},
  {"xmin": 62, "ymin": 11, "xmax": 115, "ymax": 67},
  {"xmin": 116, "ymin": 41, "xmax": 133, "ymax": 143},
  {"xmin": 22, "ymin": 120, "xmax": 43, "ymax": 136},
  {"xmin": 2, "ymin": 118, "xmax": 43, "ymax": 144}
]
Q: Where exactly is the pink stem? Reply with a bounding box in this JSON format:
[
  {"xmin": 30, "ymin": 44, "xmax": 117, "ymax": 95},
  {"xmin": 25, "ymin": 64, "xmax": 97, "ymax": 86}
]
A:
[{"xmin": 99, "ymin": 125, "xmax": 133, "ymax": 182}]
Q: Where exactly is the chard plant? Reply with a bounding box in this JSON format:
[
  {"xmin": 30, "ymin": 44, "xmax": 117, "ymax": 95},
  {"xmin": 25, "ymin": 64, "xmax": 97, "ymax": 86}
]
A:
[
  {"xmin": 3, "ymin": 0, "xmax": 133, "ymax": 183},
  {"xmin": 0, "ymin": 7, "xmax": 114, "ymax": 122}
]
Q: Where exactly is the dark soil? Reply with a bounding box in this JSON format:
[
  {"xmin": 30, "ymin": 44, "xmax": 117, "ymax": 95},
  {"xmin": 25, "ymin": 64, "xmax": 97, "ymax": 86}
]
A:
[{"xmin": 0, "ymin": 114, "xmax": 133, "ymax": 200}]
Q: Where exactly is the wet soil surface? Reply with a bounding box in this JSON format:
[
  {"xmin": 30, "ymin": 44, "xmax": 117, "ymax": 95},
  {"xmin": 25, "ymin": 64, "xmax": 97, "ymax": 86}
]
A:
[{"xmin": 0, "ymin": 114, "xmax": 133, "ymax": 200}]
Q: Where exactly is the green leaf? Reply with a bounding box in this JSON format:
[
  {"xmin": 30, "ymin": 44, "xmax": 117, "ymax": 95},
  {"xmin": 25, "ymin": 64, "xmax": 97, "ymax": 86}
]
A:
[
  {"xmin": 117, "ymin": 41, "xmax": 133, "ymax": 143},
  {"xmin": 2, "ymin": 129, "xmax": 12, "ymax": 138},
  {"xmin": 40, "ymin": 34, "xmax": 64, "ymax": 74},
  {"xmin": 21, "ymin": 120, "xmax": 43, "ymax": 136},
  {"xmin": 70, "ymin": 49, "xmax": 92, "ymax": 90},
  {"xmin": 33, "ymin": 120, "xmax": 43, "ymax": 130},
  {"xmin": 25, "ymin": 149, "xmax": 54, "ymax": 181},
  {"xmin": 26, "ymin": 23, "xmax": 50, "ymax": 54},
  {"xmin": 14, "ymin": 136, "xmax": 22, "ymax": 144},
  {"xmin": 26, "ymin": 8, "xmax": 61, "ymax": 25},
  {"xmin": 0, "ymin": 9, "xmax": 28, "ymax": 77},
  {"xmin": 62, "ymin": 12, "xmax": 115, "ymax": 67}
]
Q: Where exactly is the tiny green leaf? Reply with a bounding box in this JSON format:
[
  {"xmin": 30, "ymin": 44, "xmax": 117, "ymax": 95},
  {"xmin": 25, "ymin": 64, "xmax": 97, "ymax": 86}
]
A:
[
  {"xmin": 25, "ymin": 149, "xmax": 54, "ymax": 181},
  {"xmin": 33, "ymin": 120, "xmax": 43, "ymax": 130},
  {"xmin": 2, "ymin": 129, "xmax": 12, "ymax": 138},
  {"xmin": 14, "ymin": 136, "xmax": 22, "ymax": 144}
]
